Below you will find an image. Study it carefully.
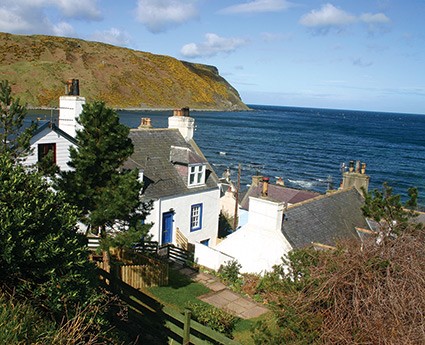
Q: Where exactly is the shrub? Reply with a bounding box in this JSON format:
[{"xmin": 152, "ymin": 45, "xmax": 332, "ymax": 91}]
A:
[
  {"xmin": 186, "ymin": 302, "xmax": 238, "ymax": 338},
  {"xmin": 218, "ymin": 260, "xmax": 242, "ymax": 287}
]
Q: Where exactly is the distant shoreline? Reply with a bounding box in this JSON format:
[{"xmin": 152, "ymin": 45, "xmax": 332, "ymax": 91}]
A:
[{"xmin": 28, "ymin": 106, "xmax": 252, "ymax": 112}]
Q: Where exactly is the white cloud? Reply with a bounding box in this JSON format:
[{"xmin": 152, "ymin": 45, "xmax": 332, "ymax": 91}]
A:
[
  {"xmin": 52, "ymin": 22, "xmax": 75, "ymax": 37},
  {"xmin": 90, "ymin": 28, "xmax": 131, "ymax": 47},
  {"xmin": 299, "ymin": 3, "xmax": 356, "ymax": 31},
  {"xmin": 360, "ymin": 12, "xmax": 391, "ymax": 35},
  {"xmin": 180, "ymin": 33, "xmax": 248, "ymax": 58},
  {"xmin": 219, "ymin": 0, "xmax": 293, "ymax": 15},
  {"xmin": 299, "ymin": 3, "xmax": 390, "ymax": 35},
  {"xmin": 360, "ymin": 13, "xmax": 390, "ymax": 24},
  {"xmin": 0, "ymin": 0, "xmax": 101, "ymax": 35},
  {"xmin": 135, "ymin": 0, "xmax": 198, "ymax": 33},
  {"xmin": 53, "ymin": 0, "xmax": 102, "ymax": 20}
]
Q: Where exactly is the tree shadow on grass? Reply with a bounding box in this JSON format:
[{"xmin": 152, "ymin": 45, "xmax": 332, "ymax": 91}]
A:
[{"xmin": 98, "ymin": 268, "xmax": 183, "ymax": 344}]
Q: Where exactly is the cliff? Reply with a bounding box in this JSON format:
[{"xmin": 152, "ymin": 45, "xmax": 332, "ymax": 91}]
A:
[{"xmin": 0, "ymin": 32, "xmax": 249, "ymax": 111}]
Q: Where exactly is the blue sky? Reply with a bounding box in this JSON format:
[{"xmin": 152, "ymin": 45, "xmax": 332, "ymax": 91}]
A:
[{"xmin": 1, "ymin": 1, "xmax": 424, "ymax": 114}]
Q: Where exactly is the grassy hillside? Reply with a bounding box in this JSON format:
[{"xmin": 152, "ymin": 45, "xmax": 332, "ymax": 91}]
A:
[{"xmin": 0, "ymin": 32, "xmax": 249, "ymax": 110}]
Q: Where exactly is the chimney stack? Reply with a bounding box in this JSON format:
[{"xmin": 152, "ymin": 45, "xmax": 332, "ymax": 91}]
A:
[
  {"xmin": 168, "ymin": 107, "xmax": 194, "ymax": 141},
  {"xmin": 341, "ymin": 160, "xmax": 370, "ymax": 192},
  {"xmin": 59, "ymin": 79, "xmax": 85, "ymax": 137},
  {"xmin": 138, "ymin": 117, "xmax": 152, "ymax": 129},
  {"xmin": 261, "ymin": 177, "xmax": 270, "ymax": 197}
]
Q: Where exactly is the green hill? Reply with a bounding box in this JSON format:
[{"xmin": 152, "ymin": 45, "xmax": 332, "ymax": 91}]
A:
[{"xmin": 0, "ymin": 32, "xmax": 249, "ymax": 110}]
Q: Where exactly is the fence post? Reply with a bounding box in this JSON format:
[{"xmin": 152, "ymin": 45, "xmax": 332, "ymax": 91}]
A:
[{"xmin": 183, "ymin": 309, "xmax": 191, "ymax": 345}]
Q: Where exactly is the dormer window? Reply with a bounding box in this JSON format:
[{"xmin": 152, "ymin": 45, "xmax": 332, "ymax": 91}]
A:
[{"xmin": 189, "ymin": 164, "xmax": 205, "ymax": 186}]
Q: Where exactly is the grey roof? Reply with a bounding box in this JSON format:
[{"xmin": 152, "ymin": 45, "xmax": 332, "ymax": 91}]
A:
[
  {"xmin": 170, "ymin": 145, "xmax": 206, "ymax": 165},
  {"xmin": 124, "ymin": 128, "xmax": 218, "ymax": 199},
  {"xmin": 281, "ymin": 188, "xmax": 368, "ymax": 248},
  {"xmin": 241, "ymin": 182, "xmax": 320, "ymax": 210}
]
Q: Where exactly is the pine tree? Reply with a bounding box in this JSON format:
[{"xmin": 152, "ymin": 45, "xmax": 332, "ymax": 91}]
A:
[
  {"xmin": 361, "ymin": 183, "xmax": 419, "ymax": 239},
  {"xmin": 57, "ymin": 101, "xmax": 150, "ymax": 237},
  {"xmin": 0, "ymin": 154, "xmax": 100, "ymax": 319},
  {"xmin": 0, "ymin": 80, "xmax": 36, "ymax": 160}
]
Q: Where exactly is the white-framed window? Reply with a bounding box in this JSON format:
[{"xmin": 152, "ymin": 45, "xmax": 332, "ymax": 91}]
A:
[
  {"xmin": 190, "ymin": 203, "xmax": 203, "ymax": 231},
  {"xmin": 188, "ymin": 164, "xmax": 206, "ymax": 186}
]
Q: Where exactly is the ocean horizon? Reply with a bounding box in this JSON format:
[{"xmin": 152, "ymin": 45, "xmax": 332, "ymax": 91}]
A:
[{"xmin": 28, "ymin": 104, "xmax": 425, "ymax": 207}]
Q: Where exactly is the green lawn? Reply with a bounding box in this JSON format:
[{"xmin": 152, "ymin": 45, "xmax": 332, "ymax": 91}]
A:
[
  {"xmin": 147, "ymin": 269, "xmax": 210, "ymax": 310},
  {"xmin": 145, "ymin": 268, "xmax": 272, "ymax": 344}
]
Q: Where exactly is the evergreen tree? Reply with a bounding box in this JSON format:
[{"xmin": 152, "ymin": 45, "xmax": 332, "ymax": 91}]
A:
[
  {"xmin": 57, "ymin": 101, "xmax": 150, "ymax": 237},
  {"xmin": 0, "ymin": 154, "xmax": 100, "ymax": 319},
  {"xmin": 0, "ymin": 80, "xmax": 35, "ymax": 160},
  {"xmin": 361, "ymin": 183, "xmax": 419, "ymax": 239}
]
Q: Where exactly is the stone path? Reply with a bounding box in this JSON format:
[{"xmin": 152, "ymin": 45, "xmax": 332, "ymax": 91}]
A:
[{"xmin": 177, "ymin": 266, "xmax": 269, "ymax": 319}]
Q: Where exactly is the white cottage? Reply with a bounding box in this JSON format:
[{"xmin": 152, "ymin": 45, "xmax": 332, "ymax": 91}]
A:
[
  {"xmin": 23, "ymin": 80, "xmax": 84, "ymax": 171},
  {"xmin": 209, "ymin": 181, "xmax": 369, "ymax": 274},
  {"xmin": 23, "ymin": 82, "xmax": 221, "ymax": 249},
  {"xmin": 124, "ymin": 110, "xmax": 221, "ymax": 248}
]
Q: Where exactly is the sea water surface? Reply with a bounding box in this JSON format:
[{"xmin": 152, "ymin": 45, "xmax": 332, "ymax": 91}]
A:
[
  {"xmin": 29, "ymin": 105, "xmax": 425, "ymax": 206},
  {"xmin": 117, "ymin": 105, "xmax": 425, "ymax": 206}
]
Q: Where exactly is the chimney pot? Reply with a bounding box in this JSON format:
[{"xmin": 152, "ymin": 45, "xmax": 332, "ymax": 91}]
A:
[
  {"xmin": 349, "ymin": 160, "xmax": 354, "ymax": 172},
  {"xmin": 66, "ymin": 79, "xmax": 79, "ymax": 96},
  {"xmin": 355, "ymin": 160, "xmax": 361, "ymax": 173},
  {"xmin": 361, "ymin": 162, "xmax": 366, "ymax": 174},
  {"xmin": 262, "ymin": 177, "xmax": 270, "ymax": 197}
]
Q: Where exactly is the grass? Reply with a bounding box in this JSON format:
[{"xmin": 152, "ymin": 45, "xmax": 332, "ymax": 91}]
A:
[
  {"xmin": 146, "ymin": 268, "xmax": 273, "ymax": 344},
  {"xmin": 147, "ymin": 268, "xmax": 210, "ymax": 311}
]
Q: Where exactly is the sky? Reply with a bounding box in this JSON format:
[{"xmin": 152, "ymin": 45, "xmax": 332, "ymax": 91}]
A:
[{"xmin": 1, "ymin": 0, "xmax": 424, "ymax": 114}]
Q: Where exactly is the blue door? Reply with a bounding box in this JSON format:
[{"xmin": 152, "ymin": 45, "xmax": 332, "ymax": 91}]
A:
[{"xmin": 161, "ymin": 212, "xmax": 174, "ymax": 244}]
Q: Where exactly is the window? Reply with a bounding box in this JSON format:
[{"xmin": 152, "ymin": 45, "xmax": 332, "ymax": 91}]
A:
[
  {"xmin": 188, "ymin": 164, "xmax": 205, "ymax": 186},
  {"xmin": 38, "ymin": 143, "xmax": 56, "ymax": 164},
  {"xmin": 190, "ymin": 203, "xmax": 203, "ymax": 231}
]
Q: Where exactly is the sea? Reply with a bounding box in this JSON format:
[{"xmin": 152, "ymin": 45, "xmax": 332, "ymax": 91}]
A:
[{"xmin": 29, "ymin": 104, "xmax": 425, "ymax": 207}]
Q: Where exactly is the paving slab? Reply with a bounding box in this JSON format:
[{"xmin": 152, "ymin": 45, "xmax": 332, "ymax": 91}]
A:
[
  {"xmin": 173, "ymin": 265, "xmax": 269, "ymax": 319},
  {"xmin": 206, "ymin": 281, "xmax": 226, "ymax": 292}
]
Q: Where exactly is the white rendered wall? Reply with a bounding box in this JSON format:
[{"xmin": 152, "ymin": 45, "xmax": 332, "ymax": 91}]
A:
[
  {"xmin": 214, "ymin": 196, "xmax": 293, "ymax": 274},
  {"xmin": 24, "ymin": 127, "xmax": 76, "ymax": 171},
  {"xmin": 59, "ymin": 96, "xmax": 85, "ymax": 137},
  {"xmin": 144, "ymin": 188, "xmax": 220, "ymax": 246},
  {"xmin": 194, "ymin": 242, "xmax": 235, "ymax": 270}
]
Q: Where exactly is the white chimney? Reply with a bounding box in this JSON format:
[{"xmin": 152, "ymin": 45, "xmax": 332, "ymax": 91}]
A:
[
  {"xmin": 58, "ymin": 79, "xmax": 85, "ymax": 138},
  {"xmin": 248, "ymin": 196, "xmax": 284, "ymax": 233},
  {"xmin": 168, "ymin": 108, "xmax": 194, "ymax": 141}
]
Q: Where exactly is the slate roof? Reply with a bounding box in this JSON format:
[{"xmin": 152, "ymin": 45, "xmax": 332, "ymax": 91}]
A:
[
  {"xmin": 240, "ymin": 182, "xmax": 320, "ymax": 210},
  {"xmin": 170, "ymin": 145, "xmax": 207, "ymax": 165},
  {"xmin": 281, "ymin": 188, "xmax": 368, "ymax": 248},
  {"xmin": 124, "ymin": 128, "xmax": 218, "ymax": 199}
]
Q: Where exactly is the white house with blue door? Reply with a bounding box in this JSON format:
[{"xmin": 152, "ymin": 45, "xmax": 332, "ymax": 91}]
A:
[
  {"xmin": 124, "ymin": 110, "xmax": 221, "ymax": 248},
  {"xmin": 22, "ymin": 82, "xmax": 221, "ymax": 248}
]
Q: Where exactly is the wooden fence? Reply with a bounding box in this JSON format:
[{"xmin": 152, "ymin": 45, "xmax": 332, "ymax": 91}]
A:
[
  {"xmin": 98, "ymin": 268, "xmax": 240, "ymax": 344},
  {"xmin": 159, "ymin": 243, "xmax": 195, "ymax": 266},
  {"xmin": 94, "ymin": 250, "xmax": 168, "ymax": 287},
  {"xmin": 135, "ymin": 240, "xmax": 195, "ymax": 267}
]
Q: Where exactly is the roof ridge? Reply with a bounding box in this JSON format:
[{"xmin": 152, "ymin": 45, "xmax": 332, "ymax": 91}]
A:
[{"xmin": 286, "ymin": 186, "xmax": 360, "ymax": 209}]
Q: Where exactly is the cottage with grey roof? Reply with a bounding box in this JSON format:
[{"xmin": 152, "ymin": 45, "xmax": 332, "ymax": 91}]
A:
[
  {"xmin": 210, "ymin": 181, "xmax": 369, "ymax": 274},
  {"xmin": 124, "ymin": 110, "xmax": 221, "ymax": 248}
]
